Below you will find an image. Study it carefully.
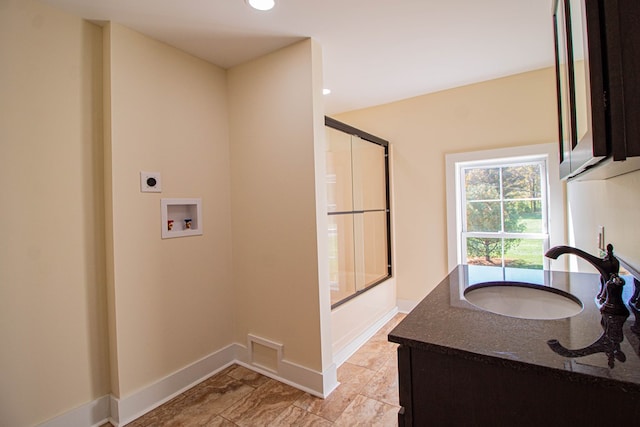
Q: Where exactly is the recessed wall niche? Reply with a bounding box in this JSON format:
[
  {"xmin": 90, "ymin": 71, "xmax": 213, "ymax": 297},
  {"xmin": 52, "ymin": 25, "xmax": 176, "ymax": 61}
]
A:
[{"xmin": 161, "ymin": 198, "xmax": 202, "ymax": 239}]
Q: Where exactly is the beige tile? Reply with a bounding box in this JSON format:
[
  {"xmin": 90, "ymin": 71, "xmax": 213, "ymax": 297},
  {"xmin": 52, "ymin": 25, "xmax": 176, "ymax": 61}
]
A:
[
  {"xmin": 270, "ymin": 405, "xmax": 333, "ymax": 426},
  {"xmin": 216, "ymin": 364, "xmax": 240, "ymax": 377},
  {"xmin": 162, "ymin": 412, "xmax": 232, "ymax": 427},
  {"xmin": 294, "ymin": 381, "xmax": 363, "ymax": 422},
  {"xmin": 201, "ymin": 416, "xmax": 237, "ymax": 426},
  {"xmin": 224, "ymin": 364, "xmax": 271, "ymax": 388},
  {"xmin": 181, "ymin": 374, "xmax": 256, "ymax": 413},
  {"xmin": 370, "ymin": 314, "xmax": 406, "ymax": 342},
  {"xmin": 386, "ymin": 313, "xmax": 406, "ymax": 329},
  {"xmin": 221, "ymin": 379, "xmax": 304, "ymax": 427},
  {"xmin": 133, "ymin": 375, "xmax": 255, "ymax": 427},
  {"xmin": 292, "ymin": 361, "xmax": 381, "ymax": 422},
  {"xmin": 127, "ymin": 397, "xmax": 186, "ymax": 427},
  {"xmin": 129, "ymin": 375, "xmax": 253, "ymax": 426},
  {"xmin": 337, "ymin": 362, "xmax": 377, "ymax": 390},
  {"xmin": 346, "ymin": 340, "xmax": 395, "ymax": 371},
  {"xmin": 361, "ymin": 357, "xmax": 399, "ymax": 406},
  {"xmin": 333, "ymin": 394, "xmax": 399, "ymax": 427},
  {"xmin": 162, "ymin": 414, "xmax": 236, "ymax": 427}
]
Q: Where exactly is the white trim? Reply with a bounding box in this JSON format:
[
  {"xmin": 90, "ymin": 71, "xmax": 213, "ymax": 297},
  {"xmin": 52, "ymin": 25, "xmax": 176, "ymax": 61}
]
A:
[
  {"xmin": 246, "ymin": 334, "xmax": 284, "ymax": 373},
  {"xmin": 312, "ymin": 93, "xmax": 339, "ymax": 398},
  {"xmin": 42, "ymin": 341, "xmax": 340, "ymax": 426},
  {"xmin": 445, "ymin": 143, "xmax": 566, "ymax": 272},
  {"xmin": 331, "ymin": 277, "xmax": 396, "ymax": 356},
  {"xmin": 111, "ymin": 344, "xmax": 237, "ymax": 426},
  {"xmin": 234, "ymin": 342, "xmax": 338, "ymax": 398},
  {"xmin": 233, "ymin": 359, "xmax": 338, "ymax": 399},
  {"xmin": 42, "ymin": 322, "xmax": 392, "ymax": 426},
  {"xmin": 332, "ymin": 307, "xmax": 398, "ymax": 367},
  {"xmin": 37, "ymin": 395, "xmax": 110, "ymax": 427}
]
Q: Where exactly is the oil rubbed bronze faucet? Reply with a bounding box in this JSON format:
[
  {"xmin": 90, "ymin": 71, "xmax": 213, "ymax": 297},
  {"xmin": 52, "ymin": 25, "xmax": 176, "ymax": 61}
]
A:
[
  {"xmin": 545, "ymin": 244, "xmax": 629, "ymax": 317},
  {"xmin": 545, "ymin": 244, "xmax": 620, "ymax": 283},
  {"xmin": 548, "ymin": 312, "xmax": 627, "ymax": 368}
]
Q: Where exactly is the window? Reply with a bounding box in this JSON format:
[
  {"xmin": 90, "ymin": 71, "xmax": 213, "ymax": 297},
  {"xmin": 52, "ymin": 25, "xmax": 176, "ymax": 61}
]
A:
[
  {"xmin": 461, "ymin": 160, "xmax": 548, "ymax": 269},
  {"xmin": 325, "ymin": 117, "xmax": 391, "ymax": 308},
  {"xmin": 446, "ymin": 144, "xmax": 564, "ymax": 272}
]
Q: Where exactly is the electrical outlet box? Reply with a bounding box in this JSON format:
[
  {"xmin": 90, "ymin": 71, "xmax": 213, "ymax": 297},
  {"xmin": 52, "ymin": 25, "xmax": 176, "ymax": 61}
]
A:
[{"xmin": 140, "ymin": 171, "xmax": 161, "ymax": 193}]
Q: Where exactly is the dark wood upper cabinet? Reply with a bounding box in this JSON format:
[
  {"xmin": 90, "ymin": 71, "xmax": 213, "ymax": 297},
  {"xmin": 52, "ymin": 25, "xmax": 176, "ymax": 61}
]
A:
[
  {"xmin": 554, "ymin": 0, "xmax": 640, "ymax": 180},
  {"xmin": 604, "ymin": 0, "xmax": 640, "ymax": 160}
]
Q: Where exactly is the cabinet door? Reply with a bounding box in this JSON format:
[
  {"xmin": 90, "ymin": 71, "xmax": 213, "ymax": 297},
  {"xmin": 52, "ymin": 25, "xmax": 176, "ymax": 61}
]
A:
[
  {"xmin": 604, "ymin": 0, "xmax": 640, "ymax": 160},
  {"xmin": 553, "ymin": 0, "xmax": 576, "ymax": 179},
  {"xmin": 555, "ymin": 0, "xmax": 640, "ymax": 178},
  {"xmin": 568, "ymin": 0, "xmax": 607, "ymax": 172}
]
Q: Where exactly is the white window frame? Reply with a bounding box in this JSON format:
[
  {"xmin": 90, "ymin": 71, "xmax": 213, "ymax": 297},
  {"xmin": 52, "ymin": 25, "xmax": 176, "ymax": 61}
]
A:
[
  {"xmin": 446, "ymin": 143, "xmax": 566, "ymax": 273},
  {"xmin": 460, "ymin": 158, "xmax": 549, "ymax": 268}
]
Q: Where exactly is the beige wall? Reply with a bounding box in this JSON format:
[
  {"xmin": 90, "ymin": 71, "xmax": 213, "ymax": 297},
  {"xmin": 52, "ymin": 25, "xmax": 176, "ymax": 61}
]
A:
[
  {"xmin": 336, "ymin": 68, "xmax": 560, "ymax": 302},
  {"xmin": 0, "ymin": 1, "xmax": 108, "ymax": 425},
  {"xmin": 0, "ymin": 3, "xmax": 332, "ymax": 420},
  {"xmin": 567, "ymin": 170, "xmax": 640, "ymax": 273},
  {"xmin": 104, "ymin": 23, "xmax": 234, "ymax": 397},
  {"xmin": 228, "ymin": 39, "xmax": 329, "ymax": 372},
  {"xmin": 11, "ymin": 1, "xmax": 630, "ymax": 424}
]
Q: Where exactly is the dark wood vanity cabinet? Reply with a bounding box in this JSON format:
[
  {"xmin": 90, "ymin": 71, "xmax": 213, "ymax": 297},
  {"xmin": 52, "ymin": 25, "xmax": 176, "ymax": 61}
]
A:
[
  {"xmin": 389, "ymin": 267, "xmax": 640, "ymax": 426},
  {"xmin": 554, "ymin": 0, "xmax": 640, "ymax": 179},
  {"xmin": 396, "ymin": 344, "xmax": 640, "ymax": 426}
]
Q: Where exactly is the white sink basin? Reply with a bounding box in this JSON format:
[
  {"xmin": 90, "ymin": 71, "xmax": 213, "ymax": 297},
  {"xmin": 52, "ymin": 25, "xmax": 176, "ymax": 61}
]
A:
[{"xmin": 464, "ymin": 283, "xmax": 583, "ymax": 320}]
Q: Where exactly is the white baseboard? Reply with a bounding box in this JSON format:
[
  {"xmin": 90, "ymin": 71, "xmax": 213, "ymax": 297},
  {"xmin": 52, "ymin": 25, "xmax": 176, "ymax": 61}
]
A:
[
  {"xmin": 332, "ymin": 307, "xmax": 398, "ymax": 367},
  {"xmin": 39, "ymin": 335, "xmax": 345, "ymax": 426},
  {"xmin": 234, "ymin": 342, "xmax": 339, "ymax": 398},
  {"xmin": 37, "ymin": 395, "xmax": 110, "ymax": 427},
  {"xmin": 112, "ymin": 344, "xmax": 237, "ymax": 426},
  {"xmin": 84, "ymin": 341, "xmax": 337, "ymax": 426},
  {"xmin": 397, "ymin": 299, "xmax": 419, "ymax": 313}
]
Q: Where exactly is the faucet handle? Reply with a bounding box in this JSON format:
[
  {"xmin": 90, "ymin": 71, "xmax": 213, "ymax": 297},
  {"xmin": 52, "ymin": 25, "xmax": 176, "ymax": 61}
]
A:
[
  {"xmin": 601, "ymin": 244, "xmax": 620, "ymax": 279},
  {"xmin": 600, "ymin": 275, "xmax": 629, "ymax": 318}
]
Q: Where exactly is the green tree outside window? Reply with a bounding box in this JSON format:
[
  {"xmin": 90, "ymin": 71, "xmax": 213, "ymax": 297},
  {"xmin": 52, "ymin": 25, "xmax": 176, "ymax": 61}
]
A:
[{"xmin": 463, "ymin": 164, "xmax": 545, "ymax": 269}]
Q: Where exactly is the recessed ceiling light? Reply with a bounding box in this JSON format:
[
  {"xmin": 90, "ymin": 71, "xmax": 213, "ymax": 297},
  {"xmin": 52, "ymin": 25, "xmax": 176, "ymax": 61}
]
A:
[
  {"xmin": 323, "ymin": 88, "xmax": 331, "ymax": 95},
  {"xmin": 246, "ymin": 0, "xmax": 275, "ymax": 11}
]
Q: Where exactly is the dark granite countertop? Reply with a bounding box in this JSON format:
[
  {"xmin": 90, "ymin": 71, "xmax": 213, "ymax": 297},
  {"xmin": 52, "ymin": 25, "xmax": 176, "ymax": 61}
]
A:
[{"xmin": 388, "ymin": 265, "xmax": 640, "ymax": 393}]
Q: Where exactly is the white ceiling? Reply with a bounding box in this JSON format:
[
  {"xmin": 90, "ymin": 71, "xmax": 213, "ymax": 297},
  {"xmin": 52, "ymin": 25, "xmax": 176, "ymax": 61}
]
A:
[{"xmin": 42, "ymin": 0, "xmax": 555, "ymax": 114}]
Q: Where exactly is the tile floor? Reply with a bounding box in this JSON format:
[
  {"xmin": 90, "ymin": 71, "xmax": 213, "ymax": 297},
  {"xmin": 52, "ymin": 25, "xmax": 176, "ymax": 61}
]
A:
[{"xmin": 106, "ymin": 313, "xmax": 405, "ymax": 427}]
